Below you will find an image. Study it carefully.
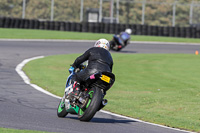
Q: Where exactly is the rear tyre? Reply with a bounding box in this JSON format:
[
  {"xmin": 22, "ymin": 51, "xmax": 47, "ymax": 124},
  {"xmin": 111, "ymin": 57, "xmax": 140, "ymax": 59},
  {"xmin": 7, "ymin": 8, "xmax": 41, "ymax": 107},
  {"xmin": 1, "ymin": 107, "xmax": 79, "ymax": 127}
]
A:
[
  {"xmin": 78, "ymin": 87, "xmax": 102, "ymax": 121},
  {"xmin": 57, "ymin": 99, "xmax": 68, "ymax": 117},
  {"xmin": 110, "ymin": 41, "xmax": 122, "ymax": 51},
  {"xmin": 116, "ymin": 47, "xmax": 122, "ymax": 51}
]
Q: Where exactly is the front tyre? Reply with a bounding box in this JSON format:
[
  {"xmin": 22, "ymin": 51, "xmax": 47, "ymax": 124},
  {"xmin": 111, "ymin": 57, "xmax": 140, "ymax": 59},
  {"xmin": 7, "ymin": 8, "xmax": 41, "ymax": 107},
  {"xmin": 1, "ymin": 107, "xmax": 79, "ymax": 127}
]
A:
[
  {"xmin": 57, "ymin": 99, "xmax": 68, "ymax": 117},
  {"xmin": 78, "ymin": 87, "xmax": 102, "ymax": 121}
]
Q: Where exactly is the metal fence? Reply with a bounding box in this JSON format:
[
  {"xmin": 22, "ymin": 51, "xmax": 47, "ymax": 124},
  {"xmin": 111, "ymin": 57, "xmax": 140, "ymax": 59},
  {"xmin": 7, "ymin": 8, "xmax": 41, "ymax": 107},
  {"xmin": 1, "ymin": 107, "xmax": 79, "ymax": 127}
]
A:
[{"xmin": 1, "ymin": 0, "xmax": 200, "ymax": 27}]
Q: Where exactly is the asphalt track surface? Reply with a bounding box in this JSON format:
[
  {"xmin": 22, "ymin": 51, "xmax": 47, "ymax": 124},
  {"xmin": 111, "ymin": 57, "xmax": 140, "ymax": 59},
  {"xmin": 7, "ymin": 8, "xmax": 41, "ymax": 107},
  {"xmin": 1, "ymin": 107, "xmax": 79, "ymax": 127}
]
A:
[{"xmin": 0, "ymin": 40, "xmax": 199, "ymax": 133}]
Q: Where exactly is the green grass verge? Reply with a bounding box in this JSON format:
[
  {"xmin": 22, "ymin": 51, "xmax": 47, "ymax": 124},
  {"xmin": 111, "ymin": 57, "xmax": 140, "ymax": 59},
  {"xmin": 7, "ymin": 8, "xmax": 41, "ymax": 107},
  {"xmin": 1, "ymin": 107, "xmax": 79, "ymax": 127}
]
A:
[
  {"xmin": 0, "ymin": 127, "xmax": 54, "ymax": 133},
  {"xmin": 23, "ymin": 53, "xmax": 200, "ymax": 132},
  {"xmin": 1, "ymin": 28, "xmax": 200, "ymax": 43}
]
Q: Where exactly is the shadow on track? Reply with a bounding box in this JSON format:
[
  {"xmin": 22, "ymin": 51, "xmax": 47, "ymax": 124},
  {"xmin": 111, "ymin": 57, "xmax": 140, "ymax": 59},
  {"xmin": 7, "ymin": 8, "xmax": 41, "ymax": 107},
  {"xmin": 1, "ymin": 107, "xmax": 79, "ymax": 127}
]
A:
[
  {"xmin": 91, "ymin": 117, "xmax": 137, "ymax": 123},
  {"xmin": 110, "ymin": 50, "xmax": 137, "ymax": 54},
  {"xmin": 66, "ymin": 116, "xmax": 137, "ymax": 124}
]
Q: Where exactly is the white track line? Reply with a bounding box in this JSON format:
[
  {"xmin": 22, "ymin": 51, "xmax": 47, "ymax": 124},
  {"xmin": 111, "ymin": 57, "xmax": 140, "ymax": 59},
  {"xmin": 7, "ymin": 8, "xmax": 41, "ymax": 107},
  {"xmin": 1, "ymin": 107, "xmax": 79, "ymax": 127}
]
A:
[
  {"xmin": 1, "ymin": 38, "xmax": 200, "ymax": 45},
  {"xmin": 0, "ymin": 39, "xmax": 95, "ymax": 43},
  {"xmin": 15, "ymin": 56, "xmax": 61, "ymax": 99},
  {"xmin": 15, "ymin": 56, "xmax": 195, "ymax": 133}
]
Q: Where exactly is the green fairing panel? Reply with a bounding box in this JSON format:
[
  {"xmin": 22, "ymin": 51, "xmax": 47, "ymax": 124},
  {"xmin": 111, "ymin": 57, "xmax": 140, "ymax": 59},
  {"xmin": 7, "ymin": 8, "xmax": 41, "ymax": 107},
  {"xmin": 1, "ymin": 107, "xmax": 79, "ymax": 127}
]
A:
[
  {"xmin": 66, "ymin": 105, "xmax": 79, "ymax": 114},
  {"xmin": 58, "ymin": 101, "xmax": 65, "ymax": 113}
]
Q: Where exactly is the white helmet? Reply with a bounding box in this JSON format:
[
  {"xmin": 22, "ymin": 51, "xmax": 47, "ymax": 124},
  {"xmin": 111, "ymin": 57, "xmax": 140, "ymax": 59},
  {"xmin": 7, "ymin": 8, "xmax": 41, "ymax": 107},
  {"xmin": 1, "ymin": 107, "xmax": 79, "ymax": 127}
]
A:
[
  {"xmin": 125, "ymin": 28, "xmax": 132, "ymax": 34},
  {"xmin": 94, "ymin": 39, "xmax": 110, "ymax": 51}
]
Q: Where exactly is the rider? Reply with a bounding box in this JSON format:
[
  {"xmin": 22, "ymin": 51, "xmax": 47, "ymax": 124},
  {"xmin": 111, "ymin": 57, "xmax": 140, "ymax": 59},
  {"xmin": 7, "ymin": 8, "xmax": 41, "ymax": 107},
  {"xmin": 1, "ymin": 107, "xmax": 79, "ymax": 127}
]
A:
[
  {"xmin": 113, "ymin": 28, "xmax": 132, "ymax": 48},
  {"xmin": 118, "ymin": 28, "xmax": 132, "ymax": 47},
  {"xmin": 69, "ymin": 39, "xmax": 113, "ymax": 97},
  {"xmin": 120, "ymin": 28, "xmax": 132, "ymax": 46}
]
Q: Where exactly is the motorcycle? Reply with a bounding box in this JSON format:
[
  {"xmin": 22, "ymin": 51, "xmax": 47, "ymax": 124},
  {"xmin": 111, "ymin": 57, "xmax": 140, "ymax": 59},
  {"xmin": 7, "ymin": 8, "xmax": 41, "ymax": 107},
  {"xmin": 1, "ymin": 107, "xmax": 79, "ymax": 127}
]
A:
[
  {"xmin": 57, "ymin": 64, "xmax": 115, "ymax": 121},
  {"xmin": 110, "ymin": 33, "xmax": 130, "ymax": 51}
]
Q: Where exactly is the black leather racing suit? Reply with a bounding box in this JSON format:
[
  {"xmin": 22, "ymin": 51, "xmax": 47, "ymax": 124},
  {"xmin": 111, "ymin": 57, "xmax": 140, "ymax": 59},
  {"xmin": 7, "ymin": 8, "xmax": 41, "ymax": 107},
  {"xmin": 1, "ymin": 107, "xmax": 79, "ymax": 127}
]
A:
[{"xmin": 72, "ymin": 47, "xmax": 113, "ymax": 83}]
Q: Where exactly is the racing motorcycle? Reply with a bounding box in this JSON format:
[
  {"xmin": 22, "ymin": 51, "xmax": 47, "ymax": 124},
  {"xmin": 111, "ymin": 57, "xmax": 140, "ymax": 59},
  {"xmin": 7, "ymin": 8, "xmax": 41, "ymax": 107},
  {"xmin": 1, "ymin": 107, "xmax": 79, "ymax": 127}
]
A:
[
  {"xmin": 57, "ymin": 64, "xmax": 115, "ymax": 121},
  {"xmin": 110, "ymin": 34, "xmax": 130, "ymax": 51}
]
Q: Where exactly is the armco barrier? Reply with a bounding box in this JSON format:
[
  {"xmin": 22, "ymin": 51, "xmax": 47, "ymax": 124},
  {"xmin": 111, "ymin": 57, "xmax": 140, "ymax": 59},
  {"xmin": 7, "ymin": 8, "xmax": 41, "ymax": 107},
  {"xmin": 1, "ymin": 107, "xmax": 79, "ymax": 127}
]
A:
[
  {"xmin": 0, "ymin": 17, "xmax": 200, "ymax": 38},
  {"xmin": 0, "ymin": 17, "xmax": 4, "ymax": 27}
]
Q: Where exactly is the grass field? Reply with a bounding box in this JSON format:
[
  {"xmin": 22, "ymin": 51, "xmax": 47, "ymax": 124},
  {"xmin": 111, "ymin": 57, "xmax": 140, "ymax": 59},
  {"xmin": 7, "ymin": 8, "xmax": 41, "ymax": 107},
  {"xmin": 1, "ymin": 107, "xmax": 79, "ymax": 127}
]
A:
[
  {"xmin": 23, "ymin": 53, "xmax": 200, "ymax": 132},
  {"xmin": 1, "ymin": 28, "xmax": 200, "ymax": 43},
  {"xmin": 0, "ymin": 128, "xmax": 53, "ymax": 133}
]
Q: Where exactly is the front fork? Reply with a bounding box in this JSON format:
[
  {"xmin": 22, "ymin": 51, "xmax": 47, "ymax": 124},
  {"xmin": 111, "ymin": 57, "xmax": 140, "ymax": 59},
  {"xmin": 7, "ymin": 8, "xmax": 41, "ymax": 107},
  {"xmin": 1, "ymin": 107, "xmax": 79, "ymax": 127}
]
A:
[{"xmin": 60, "ymin": 84, "xmax": 73, "ymax": 110}]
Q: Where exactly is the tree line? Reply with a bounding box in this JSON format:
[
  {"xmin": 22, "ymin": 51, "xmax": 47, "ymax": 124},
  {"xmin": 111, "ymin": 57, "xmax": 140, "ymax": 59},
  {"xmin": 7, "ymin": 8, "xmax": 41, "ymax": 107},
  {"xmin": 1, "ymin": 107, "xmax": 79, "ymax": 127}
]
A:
[{"xmin": 0, "ymin": 0, "xmax": 200, "ymax": 27}]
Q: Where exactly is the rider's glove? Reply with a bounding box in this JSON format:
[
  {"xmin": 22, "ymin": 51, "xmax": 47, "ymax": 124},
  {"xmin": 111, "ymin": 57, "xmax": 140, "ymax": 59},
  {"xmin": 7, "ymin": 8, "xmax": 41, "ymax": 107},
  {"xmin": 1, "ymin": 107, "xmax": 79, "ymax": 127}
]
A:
[{"xmin": 69, "ymin": 66, "xmax": 75, "ymax": 73}]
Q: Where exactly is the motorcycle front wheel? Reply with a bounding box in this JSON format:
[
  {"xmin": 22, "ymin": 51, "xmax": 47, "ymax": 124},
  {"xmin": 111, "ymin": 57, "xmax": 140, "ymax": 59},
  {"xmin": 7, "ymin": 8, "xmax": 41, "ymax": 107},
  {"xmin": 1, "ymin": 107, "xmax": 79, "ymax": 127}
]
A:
[
  {"xmin": 110, "ymin": 40, "xmax": 114, "ymax": 49},
  {"xmin": 78, "ymin": 87, "xmax": 102, "ymax": 121},
  {"xmin": 57, "ymin": 99, "xmax": 68, "ymax": 117}
]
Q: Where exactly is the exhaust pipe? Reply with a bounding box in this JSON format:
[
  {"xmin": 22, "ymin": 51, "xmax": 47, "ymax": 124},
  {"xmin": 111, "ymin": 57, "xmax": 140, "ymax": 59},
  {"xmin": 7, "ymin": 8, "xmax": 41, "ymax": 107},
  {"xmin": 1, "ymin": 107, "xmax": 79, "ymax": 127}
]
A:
[
  {"xmin": 102, "ymin": 99, "xmax": 108, "ymax": 106},
  {"xmin": 98, "ymin": 99, "xmax": 108, "ymax": 111}
]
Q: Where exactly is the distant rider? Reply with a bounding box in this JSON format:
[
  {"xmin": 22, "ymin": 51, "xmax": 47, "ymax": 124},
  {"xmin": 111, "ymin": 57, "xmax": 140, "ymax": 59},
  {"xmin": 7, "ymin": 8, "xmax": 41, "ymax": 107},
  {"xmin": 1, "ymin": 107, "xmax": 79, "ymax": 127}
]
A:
[
  {"xmin": 68, "ymin": 39, "xmax": 113, "ymax": 98},
  {"xmin": 110, "ymin": 28, "xmax": 132, "ymax": 51},
  {"xmin": 117, "ymin": 28, "xmax": 132, "ymax": 47},
  {"xmin": 115, "ymin": 29, "xmax": 132, "ymax": 47}
]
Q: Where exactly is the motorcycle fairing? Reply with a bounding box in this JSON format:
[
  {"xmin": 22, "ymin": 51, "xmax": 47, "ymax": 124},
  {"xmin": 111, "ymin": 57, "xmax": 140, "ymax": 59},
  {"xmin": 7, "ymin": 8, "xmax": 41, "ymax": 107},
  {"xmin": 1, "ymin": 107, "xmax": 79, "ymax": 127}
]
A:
[
  {"xmin": 66, "ymin": 105, "xmax": 80, "ymax": 114},
  {"xmin": 113, "ymin": 35, "xmax": 123, "ymax": 45},
  {"xmin": 121, "ymin": 32, "xmax": 130, "ymax": 41}
]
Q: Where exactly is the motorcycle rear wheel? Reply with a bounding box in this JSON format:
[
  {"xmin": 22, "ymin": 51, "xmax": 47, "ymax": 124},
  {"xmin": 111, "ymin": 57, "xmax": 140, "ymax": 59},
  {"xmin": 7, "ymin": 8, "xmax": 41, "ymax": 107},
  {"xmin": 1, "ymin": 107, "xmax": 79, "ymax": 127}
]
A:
[{"xmin": 78, "ymin": 87, "xmax": 102, "ymax": 121}]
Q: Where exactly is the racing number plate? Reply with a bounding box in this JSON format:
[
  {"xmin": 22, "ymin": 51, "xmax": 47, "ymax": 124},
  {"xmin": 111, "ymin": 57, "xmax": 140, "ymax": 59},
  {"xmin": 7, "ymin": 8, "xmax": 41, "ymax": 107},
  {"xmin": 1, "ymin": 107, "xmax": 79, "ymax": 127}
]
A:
[{"xmin": 101, "ymin": 75, "xmax": 110, "ymax": 83}]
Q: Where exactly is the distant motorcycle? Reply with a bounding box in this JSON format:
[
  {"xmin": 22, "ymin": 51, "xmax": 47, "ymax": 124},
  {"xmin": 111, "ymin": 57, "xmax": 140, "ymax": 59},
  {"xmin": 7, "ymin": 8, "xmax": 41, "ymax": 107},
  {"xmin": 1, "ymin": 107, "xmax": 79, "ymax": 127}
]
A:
[
  {"xmin": 110, "ymin": 29, "xmax": 132, "ymax": 51},
  {"xmin": 57, "ymin": 64, "xmax": 115, "ymax": 121}
]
